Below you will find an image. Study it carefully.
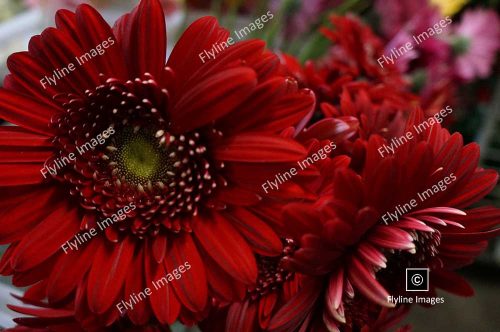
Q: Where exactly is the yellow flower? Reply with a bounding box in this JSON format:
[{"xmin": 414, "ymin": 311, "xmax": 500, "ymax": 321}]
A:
[{"xmin": 430, "ymin": 0, "xmax": 469, "ymax": 16}]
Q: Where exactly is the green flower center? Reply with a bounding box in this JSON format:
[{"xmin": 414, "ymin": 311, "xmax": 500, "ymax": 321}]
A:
[
  {"xmin": 121, "ymin": 136, "xmax": 159, "ymax": 179},
  {"xmin": 113, "ymin": 129, "xmax": 175, "ymax": 185},
  {"xmin": 451, "ymin": 36, "xmax": 470, "ymax": 56}
]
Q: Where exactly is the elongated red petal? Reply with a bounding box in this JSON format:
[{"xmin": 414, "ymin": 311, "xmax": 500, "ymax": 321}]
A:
[
  {"xmin": 87, "ymin": 238, "xmax": 135, "ymax": 314},
  {"xmin": 268, "ymin": 278, "xmax": 323, "ymax": 332},
  {"xmin": 0, "ymin": 125, "xmax": 52, "ymax": 147},
  {"xmin": 347, "ymin": 256, "xmax": 394, "ymax": 308},
  {"xmin": 226, "ymin": 300, "xmax": 257, "ymax": 332},
  {"xmin": 47, "ymin": 239, "xmax": 99, "ymax": 302},
  {"xmin": 152, "ymin": 233, "xmax": 167, "ymax": 263},
  {"xmin": 11, "ymin": 203, "xmax": 79, "ymax": 271},
  {"xmin": 113, "ymin": 0, "xmax": 166, "ymax": 79},
  {"xmin": 227, "ymin": 208, "xmax": 282, "ymax": 256},
  {"xmin": 368, "ymin": 225, "xmax": 415, "ymax": 251},
  {"xmin": 326, "ymin": 268, "xmax": 344, "ymax": 311},
  {"xmin": 0, "ymin": 186, "xmax": 56, "ymax": 243},
  {"xmin": 200, "ymin": 250, "xmax": 246, "ymax": 302},
  {"xmin": 75, "ymin": 5, "xmax": 127, "ymax": 79},
  {"xmin": 167, "ymin": 16, "xmax": 229, "ymax": 82},
  {"xmin": 193, "ymin": 213, "xmax": 257, "ymax": 284},
  {"xmin": 171, "ymin": 67, "xmax": 257, "ymax": 132},
  {"xmin": 145, "ymin": 251, "xmax": 180, "ymax": 324},
  {"xmin": 357, "ymin": 242, "xmax": 387, "ymax": 269},
  {"xmin": 7, "ymin": 52, "xmax": 62, "ymax": 104},
  {"xmin": 125, "ymin": 247, "xmax": 151, "ymax": 325},
  {"xmin": 164, "ymin": 234, "xmax": 207, "ymax": 312},
  {"xmin": 215, "ymin": 134, "xmax": 307, "ymax": 163},
  {"xmin": 0, "ymin": 90, "xmax": 55, "ymax": 135},
  {"xmin": 258, "ymin": 292, "xmax": 278, "ymax": 329}
]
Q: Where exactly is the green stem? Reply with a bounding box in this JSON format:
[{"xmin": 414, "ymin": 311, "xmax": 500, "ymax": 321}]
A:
[{"xmin": 262, "ymin": 0, "xmax": 296, "ymax": 48}]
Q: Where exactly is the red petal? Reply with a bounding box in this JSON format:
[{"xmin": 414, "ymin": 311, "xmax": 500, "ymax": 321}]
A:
[
  {"xmin": 368, "ymin": 225, "xmax": 415, "ymax": 251},
  {"xmin": 36, "ymin": 28, "xmax": 100, "ymax": 90},
  {"xmin": 6, "ymin": 52, "xmax": 62, "ymax": 105},
  {"xmin": 167, "ymin": 17, "xmax": 229, "ymax": 82},
  {"xmin": 258, "ymin": 292, "xmax": 278, "ymax": 329},
  {"xmin": 409, "ymin": 207, "xmax": 467, "ymax": 216},
  {"xmin": 11, "ymin": 203, "xmax": 80, "ymax": 271},
  {"xmin": 215, "ymin": 133, "xmax": 307, "ymax": 163},
  {"xmin": 347, "ymin": 256, "xmax": 393, "ymax": 307},
  {"xmin": 226, "ymin": 300, "xmax": 257, "ymax": 332},
  {"xmin": 397, "ymin": 217, "xmax": 436, "ymax": 233},
  {"xmin": 47, "ymin": 238, "xmax": 99, "ymax": 303},
  {"xmin": 164, "ymin": 234, "xmax": 207, "ymax": 312},
  {"xmin": 152, "ymin": 233, "xmax": 167, "ymax": 263},
  {"xmin": 113, "ymin": 0, "xmax": 166, "ymax": 78},
  {"xmin": 282, "ymin": 202, "xmax": 323, "ymax": 241},
  {"xmin": 0, "ymin": 185, "xmax": 56, "ymax": 243},
  {"xmin": 87, "ymin": 238, "xmax": 135, "ymax": 314},
  {"xmin": 194, "ymin": 40, "xmax": 266, "ymax": 83},
  {"xmin": 431, "ymin": 269, "xmax": 474, "ymax": 297},
  {"xmin": 448, "ymin": 170, "xmax": 498, "ymax": 207},
  {"xmin": 224, "ymin": 76, "xmax": 288, "ymax": 129},
  {"xmin": 326, "ymin": 268, "xmax": 344, "ymax": 312},
  {"xmin": 227, "ymin": 208, "xmax": 282, "ymax": 256},
  {"xmin": 75, "ymin": 5, "xmax": 127, "ymax": 79},
  {"xmin": 357, "ymin": 242, "xmax": 387, "ymax": 268},
  {"xmin": 216, "ymin": 186, "xmax": 262, "ymax": 206},
  {"xmin": 145, "ymin": 253, "xmax": 180, "ymax": 324},
  {"xmin": 297, "ymin": 117, "xmax": 358, "ymax": 143},
  {"xmin": 171, "ymin": 67, "xmax": 257, "ymax": 132},
  {"xmin": 125, "ymin": 247, "xmax": 151, "ymax": 325},
  {"xmin": 12, "ymin": 255, "xmax": 57, "ymax": 287},
  {"xmin": 0, "ymin": 90, "xmax": 54, "ymax": 135},
  {"xmin": 193, "ymin": 213, "xmax": 257, "ymax": 284},
  {"xmin": 0, "ymin": 164, "xmax": 47, "ymax": 187},
  {"xmin": 8, "ymin": 305, "xmax": 73, "ymax": 318},
  {"xmin": 323, "ymin": 310, "xmax": 341, "ymax": 332},
  {"xmin": 268, "ymin": 278, "xmax": 323, "ymax": 332},
  {"xmin": 249, "ymin": 90, "xmax": 315, "ymax": 133},
  {"xmin": 200, "ymin": 250, "xmax": 246, "ymax": 302},
  {"xmin": 0, "ymin": 125, "xmax": 52, "ymax": 148}
]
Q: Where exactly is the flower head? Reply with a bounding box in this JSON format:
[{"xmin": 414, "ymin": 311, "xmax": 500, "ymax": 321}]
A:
[
  {"xmin": 0, "ymin": 0, "xmax": 315, "ymax": 328},
  {"xmin": 270, "ymin": 109, "xmax": 500, "ymax": 331},
  {"xmin": 453, "ymin": 8, "xmax": 500, "ymax": 81},
  {"xmin": 281, "ymin": 15, "xmax": 416, "ymax": 143},
  {"xmin": 199, "ymin": 238, "xmax": 306, "ymax": 332}
]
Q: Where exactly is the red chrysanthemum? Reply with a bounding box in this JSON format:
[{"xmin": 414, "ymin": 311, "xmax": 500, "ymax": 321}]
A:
[
  {"xmin": 0, "ymin": 0, "xmax": 316, "ymax": 329},
  {"xmin": 268, "ymin": 109, "xmax": 500, "ymax": 331},
  {"xmin": 281, "ymin": 15, "xmax": 417, "ymax": 142}
]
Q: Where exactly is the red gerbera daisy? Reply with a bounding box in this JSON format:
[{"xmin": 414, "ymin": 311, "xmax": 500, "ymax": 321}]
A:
[
  {"xmin": 198, "ymin": 238, "xmax": 307, "ymax": 332},
  {"xmin": 269, "ymin": 109, "xmax": 500, "ymax": 331},
  {"xmin": 0, "ymin": 0, "xmax": 315, "ymax": 328}
]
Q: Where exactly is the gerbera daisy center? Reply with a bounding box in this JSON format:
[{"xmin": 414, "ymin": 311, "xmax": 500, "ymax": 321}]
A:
[
  {"xmin": 111, "ymin": 129, "xmax": 176, "ymax": 185},
  {"xmin": 249, "ymin": 238, "xmax": 297, "ymax": 300},
  {"xmin": 49, "ymin": 74, "xmax": 224, "ymax": 230}
]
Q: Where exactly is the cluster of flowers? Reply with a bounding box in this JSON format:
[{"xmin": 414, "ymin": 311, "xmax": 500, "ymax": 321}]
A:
[
  {"xmin": 0, "ymin": 0, "xmax": 498, "ymax": 331},
  {"xmin": 373, "ymin": 0, "xmax": 500, "ymax": 115}
]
